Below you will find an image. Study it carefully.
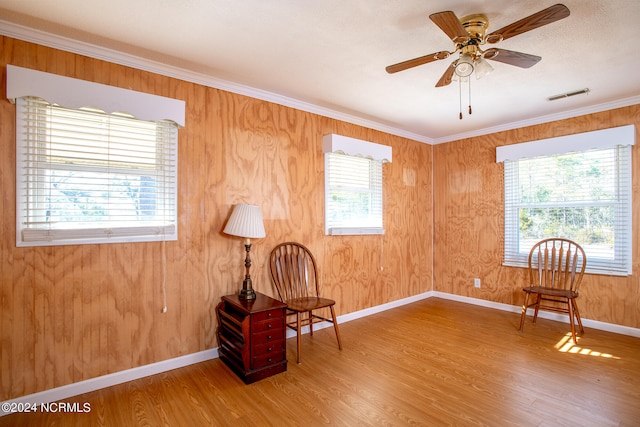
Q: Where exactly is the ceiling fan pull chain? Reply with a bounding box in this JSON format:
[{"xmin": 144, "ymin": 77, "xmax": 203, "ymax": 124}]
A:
[
  {"xmin": 459, "ymin": 78, "xmax": 463, "ymax": 120},
  {"xmin": 469, "ymin": 78, "xmax": 472, "ymax": 115}
]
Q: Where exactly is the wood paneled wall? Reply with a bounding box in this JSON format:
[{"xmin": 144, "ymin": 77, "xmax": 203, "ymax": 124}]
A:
[
  {"xmin": 434, "ymin": 106, "xmax": 640, "ymax": 329},
  {"xmin": 0, "ymin": 37, "xmax": 433, "ymax": 399},
  {"xmin": 2, "ymin": 34, "xmax": 638, "ymax": 401}
]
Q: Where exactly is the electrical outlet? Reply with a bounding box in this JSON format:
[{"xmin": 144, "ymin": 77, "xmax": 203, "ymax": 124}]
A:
[{"xmin": 474, "ymin": 278, "xmax": 481, "ymax": 288}]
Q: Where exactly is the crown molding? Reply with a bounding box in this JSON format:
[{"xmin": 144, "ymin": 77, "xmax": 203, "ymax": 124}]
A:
[
  {"xmin": 2, "ymin": 19, "xmax": 637, "ymax": 147},
  {"xmin": 431, "ymin": 95, "xmax": 640, "ymax": 144},
  {"xmin": 0, "ymin": 19, "xmax": 433, "ymax": 145}
]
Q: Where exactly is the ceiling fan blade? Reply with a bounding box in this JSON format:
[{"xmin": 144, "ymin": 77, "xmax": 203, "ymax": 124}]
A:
[
  {"xmin": 484, "ymin": 48, "xmax": 541, "ymax": 68},
  {"xmin": 435, "ymin": 62, "xmax": 456, "ymax": 87},
  {"xmin": 486, "ymin": 4, "xmax": 570, "ymax": 43},
  {"xmin": 429, "ymin": 11, "xmax": 470, "ymax": 44},
  {"xmin": 385, "ymin": 51, "xmax": 449, "ymax": 74}
]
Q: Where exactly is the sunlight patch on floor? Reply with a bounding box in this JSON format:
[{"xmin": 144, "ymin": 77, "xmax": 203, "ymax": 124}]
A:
[{"xmin": 554, "ymin": 333, "xmax": 620, "ymax": 359}]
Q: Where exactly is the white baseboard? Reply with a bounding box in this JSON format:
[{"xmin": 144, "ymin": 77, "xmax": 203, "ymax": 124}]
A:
[
  {"xmin": 1, "ymin": 348, "xmax": 218, "ymax": 416},
  {"xmin": 432, "ymin": 291, "xmax": 640, "ymax": 338},
  {"xmin": 3, "ymin": 290, "xmax": 638, "ymax": 415},
  {"xmin": 285, "ymin": 291, "xmax": 434, "ymax": 338}
]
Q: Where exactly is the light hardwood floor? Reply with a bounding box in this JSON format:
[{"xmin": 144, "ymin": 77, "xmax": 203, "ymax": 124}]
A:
[{"xmin": 3, "ymin": 298, "xmax": 640, "ymax": 426}]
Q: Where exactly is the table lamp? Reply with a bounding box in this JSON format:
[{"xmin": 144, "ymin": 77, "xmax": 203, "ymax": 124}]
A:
[{"xmin": 223, "ymin": 204, "xmax": 266, "ymax": 300}]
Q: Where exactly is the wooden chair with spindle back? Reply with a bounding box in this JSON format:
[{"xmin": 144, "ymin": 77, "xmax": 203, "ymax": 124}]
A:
[
  {"xmin": 519, "ymin": 238, "xmax": 587, "ymax": 344},
  {"xmin": 269, "ymin": 242, "xmax": 342, "ymax": 364}
]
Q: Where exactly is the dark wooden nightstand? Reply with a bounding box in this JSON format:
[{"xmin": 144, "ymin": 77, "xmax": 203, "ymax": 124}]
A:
[{"xmin": 216, "ymin": 292, "xmax": 287, "ymax": 383}]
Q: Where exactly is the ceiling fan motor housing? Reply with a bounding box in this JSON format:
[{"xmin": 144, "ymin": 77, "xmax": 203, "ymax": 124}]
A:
[
  {"xmin": 456, "ymin": 14, "xmax": 491, "ymax": 62},
  {"xmin": 459, "ymin": 14, "xmax": 489, "ymax": 44}
]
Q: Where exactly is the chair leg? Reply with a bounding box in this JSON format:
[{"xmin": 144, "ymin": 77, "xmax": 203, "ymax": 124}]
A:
[
  {"xmin": 296, "ymin": 311, "xmax": 302, "ymax": 364},
  {"xmin": 329, "ymin": 305, "xmax": 343, "ymax": 350},
  {"xmin": 532, "ymin": 294, "xmax": 542, "ymax": 323},
  {"xmin": 567, "ymin": 297, "xmax": 577, "ymax": 344},
  {"xmin": 572, "ymin": 298, "xmax": 584, "ymax": 335},
  {"xmin": 519, "ymin": 292, "xmax": 530, "ymax": 332},
  {"xmin": 308, "ymin": 311, "xmax": 314, "ymax": 336}
]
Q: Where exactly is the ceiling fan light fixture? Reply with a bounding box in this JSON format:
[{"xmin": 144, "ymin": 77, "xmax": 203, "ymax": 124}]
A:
[
  {"xmin": 454, "ymin": 53, "xmax": 474, "ymax": 77},
  {"xmin": 474, "ymin": 57, "xmax": 494, "ymax": 79}
]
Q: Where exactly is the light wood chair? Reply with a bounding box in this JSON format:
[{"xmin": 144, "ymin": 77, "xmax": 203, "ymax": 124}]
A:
[
  {"xmin": 269, "ymin": 242, "xmax": 342, "ymax": 364},
  {"xmin": 519, "ymin": 238, "xmax": 587, "ymax": 344}
]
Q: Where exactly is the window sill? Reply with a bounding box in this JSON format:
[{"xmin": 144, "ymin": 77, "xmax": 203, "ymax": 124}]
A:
[{"xmin": 326, "ymin": 227, "xmax": 385, "ymax": 236}]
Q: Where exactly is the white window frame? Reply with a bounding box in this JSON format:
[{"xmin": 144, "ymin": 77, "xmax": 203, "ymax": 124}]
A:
[
  {"xmin": 322, "ymin": 134, "xmax": 391, "ymax": 236},
  {"xmin": 8, "ymin": 65, "xmax": 185, "ymax": 247},
  {"xmin": 497, "ymin": 125, "xmax": 635, "ymax": 276}
]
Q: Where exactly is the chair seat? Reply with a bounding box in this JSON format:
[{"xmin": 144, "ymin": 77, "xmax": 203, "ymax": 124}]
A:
[
  {"xmin": 286, "ymin": 296, "xmax": 336, "ymax": 312},
  {"xmin": 523, "ymin": 286, "xmax": 578, "ymax": 298}
]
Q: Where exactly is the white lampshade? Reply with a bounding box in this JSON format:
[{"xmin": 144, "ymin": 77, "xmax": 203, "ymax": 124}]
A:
[
  {"xmin": 454, "ymin": 54, "xmax": 474, "ymax": 78},
  {"xmin": 223, "ymin": 204, "xmax": 266, "ymax": 239},
  {"xmin": 474, "ymin": 57, "xmax": 494, "ymax": 80}
]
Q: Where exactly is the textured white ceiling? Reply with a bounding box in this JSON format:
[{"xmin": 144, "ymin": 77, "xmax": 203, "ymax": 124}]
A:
[{"xmin": 1, "ymin": 0, "xmax": 639, "ymax": 143}]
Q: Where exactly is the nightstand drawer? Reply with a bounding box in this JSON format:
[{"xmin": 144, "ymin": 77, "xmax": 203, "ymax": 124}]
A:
[
  {"xmin": 251, "ymin": 308, "xmax": 283, "ymax": 323},
  {"xmin": 252, "ymin": 317, "xmax": 284, "ymax": 334},
  {"xmin": 253, "ymin": 339, "xmax": 285, "ymax": 356},
  {"xmin": 252, "ymin": 342, "xmax": 286, "ymax": 369},
  {"xmin": 252, "ymin": 329, "xmax": 285, "ymax": 346}
]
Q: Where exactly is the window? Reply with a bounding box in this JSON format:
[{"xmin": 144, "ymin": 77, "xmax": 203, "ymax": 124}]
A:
[
  {"xmin": 323, "ymin": 134, "xmax": 391, "ymax": 235},
  {"xmin": 498, "ymin": 126, "xmax": 635, "ymax": 275},
  {"xmin": 16, "ymin": 97, "xmax": 178, "ymax": 246},
  {"xmin": 325, "ymin": 152, "xmax": 384, "ymax": 234},
  {"xmin": 8, "ymin": 65, "xmax": 185, "ymax": 247}
]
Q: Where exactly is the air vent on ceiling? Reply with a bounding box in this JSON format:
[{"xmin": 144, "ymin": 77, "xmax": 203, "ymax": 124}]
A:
[{"xmin": 547, "ymin": 88, "xmax": 590, "ymax": 101}]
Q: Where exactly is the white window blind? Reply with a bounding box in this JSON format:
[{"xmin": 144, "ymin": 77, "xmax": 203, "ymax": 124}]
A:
[
  {"xmin": 324, "ymin": 152, "xmax": 384, "ymax": 235},
  {"xmin": 16, "ymin": 97, "xmax": 178, "ymax": 246},
  {"xmin": 503, "ymin": 144, "xmax": 632, "ymax": 276}
]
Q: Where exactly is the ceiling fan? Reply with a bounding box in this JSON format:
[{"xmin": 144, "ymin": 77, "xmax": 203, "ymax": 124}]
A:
[{"xmin": 386, "ymin": 4, "xmax": 570, "ymax": 88}]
